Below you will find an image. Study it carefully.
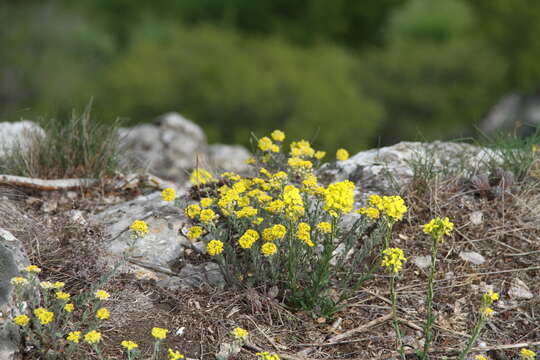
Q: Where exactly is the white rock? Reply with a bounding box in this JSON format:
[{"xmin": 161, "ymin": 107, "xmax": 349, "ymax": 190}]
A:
[
  {"xmin": 469, "ymin": 211, "xmax": 484, "ymax": 225},
  {"xmin": 0, "ymin": 120, "xmax": 45, "ymax": 158},
  {"xmin": 508, "ymin": 278, "xmax": 534, "ymax": 300},
  {"xmin": 207, "ymin": 144, "xmax": 252, "ymax": 176},
  {"xmin": 459, "ymin": 251, "xmax": 486, "ymax": 265},
  {"xmin": 413, "ymin": 255, "xmax": 432, "ymax": 269}
]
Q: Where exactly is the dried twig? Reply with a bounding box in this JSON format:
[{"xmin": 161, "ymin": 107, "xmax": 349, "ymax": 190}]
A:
[{"xmin": 0, "ymin": 174, "xmax": 99, "ymax": 191}]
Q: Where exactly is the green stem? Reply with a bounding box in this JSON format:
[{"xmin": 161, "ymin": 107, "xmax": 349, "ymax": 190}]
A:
[
  {"xmin": 458, "ymin": 316, "xmax": 487, "ymax": 360},
  {"xmin": 421, "ymin": 236, "xmax": 439, "ymax": 360},
  {"xmin": 390, "ymin": 276, "xmax": 406, "ymax": 360}
]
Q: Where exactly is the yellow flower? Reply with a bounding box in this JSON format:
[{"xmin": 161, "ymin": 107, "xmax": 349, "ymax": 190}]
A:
[
  {"xmin": 262, "ymin": 224, "xmax": 287, "ymax": 241},
  {"xmin": 121, "ymin": 340, "xmax": 139, "ymax": 351},
  {"xmin": 288, "ymin": 157, "xmax": 313, "ymax": 170},
  {"xmin": 245, "ymin": 157, "xmax": 256, "ymax": 165},
  {"xmin": 381, "ymin": 248, "xmax": 407, "ymax": 273},
  {"xmin": 25, "ymin": 265, "xmax": 41, "ymax": 273},
  {"xmin": 261, "ymin": 242, "xmax": 278, "ymax": 256},
  {"xmin": 290, "ymin": 140, "xmax": 315, "ymax": 158},
  {"xmin": 271, "ymin": 130, "xmax": 285, "ymax": 142},
  {"xmin": 185, "ymin": 204, "xmax": 201, "ymax": 219},
  {"xmin": 256, "ymin": 351, "xmax": 281, "ymax": 360},
  {"xmin": 232, "ymin": 327, "xmax": 249, "ymax": 340},
  {"xmin": 423, "ymin": 217, "xmax": 454, "ymax": 240},
  {"xmin": 14, "ymin": 315, "xmax": 29, "ymax": 326},
  {"xmin": 151, "ymin": 327, "xmax": 168, "ymax": 340},
  {"xmin": 53, "ymin": 281, "xmax": 65, "ymax": 289},
  {"xmin": 380, "ymin": 196, "xmax": 407, "ymax": 221},
  {"xmin": 258, "ymin": 137, "xmax": 274, "ymax": 152},
  {"xmin": 168, "ymin": 348, "xmax": 185, "ymax": 360},
  {"xmin": 95, "ymin": 289, "xmax": 110, "ymax": 300},
  {"xmin": 96, "ymin": 307, "xmax": 110, "ymax": 320},
  {"xmin": 67, "ymin": 331, "xmax": 81, "ymax": 344},
  {"xmin": 10, "ymin": 277, "xmax": 28, "ymax": 286},
  {"xmin": 324, "ymin": 180, "xmax": 355, "ymax": 217},
  {"xmin": 483, "ymin": 290, "xmax": 499, "ymax": 305},
  {"xmin": 84, "ymin": 330, "xmax": 102, "ymax": 344},
  {"xmin": 239, "ymin": 230, "xmax": 259, "ymax": 249},
  {"xmin": 252, "ymin": 217, "xmax": 264, "ymax": 225},
  {"xmin": 481, "ymin": 307, "xmax": 494, "ymax": 317},
  {"xmin": 161, "ymin": 187, "xmax": 176, "ymax": 202},
  {"xmin": 316, "ymin": 222, "xmax": 332, "ymax": 234},
  {"xmin": 297, "ymin": 223, "xmax": 314, "ymax": 247},
  {"xmin": 270, "ymin": 144, "xmax": 280, "ymax": 153},
  {"xmin": 266, "ymin": 199, "xmax": 285, "ymax": 213},
  {"xmin": 200, "ymin": 209, "xmax": 217, "ymax": 223},
  {"xmin": 190, "ymin": 168, "xmax": 214, "ymax": 185},
  {"xmin": 207, "ymin": 240, "xmax": 224, "ymax": 256},
  {"xmin": 366, "ymin": 207, "xmax": 380, "ymax": 219},
  {"xmin": 200, "ymin": 197, "xmax": 214, "ymax": 208},
  {"xmin": 34, "ymin": 307, "xmax": 54, "ymax": 325},
  {"xmin": 336, "ymin": 148, "xmax": 349, "ymax": 161},
  {"xmin": 64, "ymin": 303, "xmax": 74, "ymax": 312},
  {"xmin": 314, "ymin": 151, "xmax": 326, "ymax": 160},
  {"xmin": 282, "ymin": 185, "xmax": 305, "ymax": 220},
  {"xmin": 55, "ymin": 291, "xmax": 71, "ymax": 301},
  {"xmin": 236, "ymin": 206, "xmax": 258, "ymax": 218},
  {"xmin": 40, "ymin": 281, "xmax": 54, "ymax": 289},
  {"xmin": 221, "ymin": 172, "xmax": 241, "ymax": 182},
  {"xmin": 130, "ymin": 220, "xmax": 149, "ymax": 237},
  {"xmin": 475, "ymin": 356, "xmax": 488, "ymax": 360},
  {"xmin": 520, "ymin": 348, "xmax": 536, "ymax": 360},
  {"xmin": 187, "ymin": 226, "xmax": 204, "ymax": 240}
]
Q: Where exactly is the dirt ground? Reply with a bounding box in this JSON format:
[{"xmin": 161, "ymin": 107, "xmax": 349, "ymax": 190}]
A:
[{"xmin": 1, "ymin": 173, "xmax": 539, "ymax": 360}]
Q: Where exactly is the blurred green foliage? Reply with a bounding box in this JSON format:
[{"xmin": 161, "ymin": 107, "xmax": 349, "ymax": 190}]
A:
[{"xmin": 1, "ymin": 0, "xmax": 539, "ymax": 153}]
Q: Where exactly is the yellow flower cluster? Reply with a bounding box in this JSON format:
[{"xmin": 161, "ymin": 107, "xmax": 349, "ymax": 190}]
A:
[
  {"xmin": 283, "ymin": 185, "xmax": 305, "ymax": 220},
  {"xmin": 14, "ymin": 314, "xmax": 29, "ymax": 326},
  {"xmin": 187, "ymin": 226, "xmax": 204, "ymax": 240},
  {"xmin": 95, "ymin": 289, "xmax": 110, "ymax": 300},
  {"xmin": 168, "ymin": 348, "xmax": 185, "ymax": 360},
  {"xmin": 239, "ymin": 229, "xmax": 260, "ymax": 249},
  {"xmin": 25, "ymin": 265, "xmax": 41, "ymax": 273},
  {"xmin": 96, "ymin": 307, "xmax": 110, "ymax": 320},
  {"xmin": 161, "ymin": 187, "xmax": 177, "ymax": 202},
  {"xmin": 262, "ymin": 224, "xmax": 287, "ymax": 241},
  {"xmin": 207, "ymin": 240, "xmax": 224, "ymax": 256},
  {"xmin": 121, "ymin": 340, "xmax": 139, "ymax": 351},
  {"xmin": 55, "ymin": 291, "xmax": 70, "ymax": 301},
  {"xmin": 185, "ymin": 204, "xmax": 201, "ymax": 219},
  {"xmin": 271, "ymin": 130, "xmax": 285, "ymax": 142},
  {"xmin": 34, "ymin": 307, "xmax": 54, "ymax": 325},
  {"xmin": 423, "ymin": 217, "xmax": 454, "ymax": 240},
  {"xmin": 316, "ymin": 222, "xmax": 332, "ymax": 233},
  {"xmin": 261, "ymin": 242, "xmax": 278, "ymax": 256},
  {"xmin": 336, "ymin": 148, "xmax": 349, "ymax": 161},
  {"xmin": 297, "ymin": 223, "xmax": 314, "ymax": 247},
  {"xmin": 475, "ymin": 356, "xmax": 488, "ymax": 360},
  {"xmin": 67, "ymin": 331, "xmax": 81, "ymax": 343},
  {"xmin": 480, "ymin": 290, "xmax": 499, "ymax": 319},
  {"xmin": 290, "ymin": 140, "xmax": 315, "ymax": 158},
  {"xmin": 324, "ymin": 180, "xmax": 355, "ymax": 217},
  {"xmin": 256, "ymin": 351, "xmax": 281, "ymax": 360},
  {"xmin": 520, "ymin": 348, "xmax": 536, "ymax": 360},
  {"xmin": 152, "ymin": 327, "xmax": 168, "ymax": 340},
  {"xmin": 357, "ymin": 206, "xmax": 380, "ymax": 219},
  {"xmin": 200, "ymin": 197, "xmax": 213, "ymax": 207},
  {"xmin": 85, "ymin": 330, "xmax": 102, "ymax": 344},
  {"xmin": 381, "ymin": 248, "xmax": 407, "ymax": 273},
  {"xmin": 236, "ymin": 206, "xmax": 258, "ymax": 218},
  {"xmin": 368, "ymin": 195, "xmax": 407, "ymax": 221},
  {"xmin": 190, "ymin": 168, "xmax": 214, "ymax": 185},
  {"xmin": 10, "ymin": 277, "xmax": 28, "ymax": 286},
  {"xmin": 232, "ymin": 327, "xmax": 249, "ymax": 340},
  {"xmin": 130, "ymin": 220, "xmax": 149, "ymax": 237},
  {"xmin": 64, "ymin": 303, "xmax": 74, "ymax": 312},
  {"xmin": 258, "ymin": 136, "xmax": 280, "ymax": 153}
]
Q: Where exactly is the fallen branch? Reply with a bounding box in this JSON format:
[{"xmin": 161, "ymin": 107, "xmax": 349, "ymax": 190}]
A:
[
  {"xmin": 325, "ymin": 312, "xmax": 393, "ymax": 343},
  {"xmin": 0, "ymin": 174, "xmax": 99, "ymax": 191}
]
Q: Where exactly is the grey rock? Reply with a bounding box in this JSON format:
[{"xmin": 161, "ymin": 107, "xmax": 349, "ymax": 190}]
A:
[
  {"xmin": 469, "ymin": 211, "xmax": 484, "ymax": 225},
  {"xmin": 0, "ymin": 121, "xmax": 44, "ymax": 158},
  {"xmin": 413, "ymin": 255, "xmax": 432, "ymax": 269},
  {"xmin": 119, "ymin": 112, "xmax": 208, "ymax": 182},
  {"xmin": 318, "ymin": 141, "xmax": 495, "ymax": 195},
  {"xmin": 207, "ymin": 144, "xmax": 252, "ymax": 176},
  {"xmin": 508, "ymin": 278, "xmax": 534, "ymax": 300},
  {"xmin": 459, "ymin": 251, "xmax": 486, "ymax": 265},
  {"xmin": 160, "ymin": 262, "xmax": 225, "ymax": 289},
  {"xmin": 0, "ymin": 228, "xmax": 31, "ymax": 360}
]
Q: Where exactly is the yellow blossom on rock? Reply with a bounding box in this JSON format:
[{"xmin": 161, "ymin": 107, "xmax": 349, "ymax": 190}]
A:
[
  {"xmin": 314, "ymin": 151, "xmax": 326, "ymax": 160},
  {"xmin": 190, "ymin": 168, "xmax": 214, "ymax": 185},
  {"xmin": 67, "ymin": 331, "xmax": 81, "ymax": 343},
  {"xmin": 271, "ymin": 130, "xmax": 285, "ymax": 142},
  {"xmin": 34, "ymin": 307, "xmax": 54, "ymax": 325},
  {"xmin": 381, "ymin": 248, "xmax": 407, "ymax": 273},
  {"xmin": 258, "ymin": 137, "xmax": 274, "ymax": 152},
  {"xmin": 185, "ymin": 204, "xmax": 201, "ymax": 219},
  {"xmin": 121, "ymin": 340, "xmax": 139, "ymax": 351},
  {"xmin": 245, "ymin": 157, "xmax": 256, "ymax": 165},
  {"xmin": 261, "ymin": 242, "xmax": 278, "ymax": 256},
  {"xmin": 95, "ymin": 289, "xmax": 110, "ymax": 300},
  {"xmin": 85, "ymin": 330, "xmax": 102, "ymax": 344},
  {"xmin": 130, "ymin": 220, "xmax": 149, "ymax": 237},
  {"xmin": 96, "ymin": 307, "xmax": 110, "ymax": 320},
  {"xmin": 64, "ymin": 303, "xmax": 74, "ymax": 312},
  {"xmin": 221, "ymin": 171, "xmax": 241, "ymax": 182},
  {"xmin": 520, "ymin": 348, "xmax": 536, "ymax": 360},
  {"xmin": 423, "ymin": 217, "xmax": 454, "ymax": 240},
  {"xmin": 25, "ymin": 265, "xmax": 41, "ymax": 273},
  {"xmin": 336, "ymin": 148, "xmax": 349, "ymax": 161},
  {"xmin": 232, "ymin": 327, "xmax": 249, "ymax": 340},
  {"xmin": 200, "ymin": 209, "xmax": 217, "ymax": 223},
  {"xmin": 151, "ymin": 327, "xmax": 168, "ymax": 340},
  {"xmin": 14, "ymin": 315, "xmax": 29, "ymax": 326},
  {"xmin": 10, "ymin": 277, "xmax": 28, "ymax": 286},
  {"xmin": 316, "ymin": 222, "xmax": 332, "ymax": 234},
  {"xmin": 55, "ymin": 291, "xmax": 71, "ymax": 301},
  {"xmin": 200, "ymin": 197, "xmax": 214, "ymax": 208},
  {"xmin": 207, "ymin": 240, "xmax": 224, "ymax": 256},
  {"xmin": 161, "ymin": 187, "xmax": 176, "ymax": 202},
  {"xmin": 187, "ymin": 226, "xmax": 204, "ymax": 240},
  {"xmin": 168, "ymin": 349, "xmax": 185, "ymax": 360}
]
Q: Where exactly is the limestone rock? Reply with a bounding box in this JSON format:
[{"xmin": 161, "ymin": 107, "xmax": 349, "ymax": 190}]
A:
[
  {"xmin": 207, "ymin": 144, "xmax": 252, "ymax": 176},
  {"xmin": 318, "ymin": 141, "xmax": 495, "ymax": 195},
  {"xmin": 0, "ymin": 228, "xmax": 32, "ymax": 360},
  {"xmin": 118, "ymin": 112, "xmax": 208, "ymax": 182},
  {"xmin": 0, "ymin": 121, "xmax": 44, "ymax": 158},
  {"xmin": 459, "ymin": 251, "xmax": 486, "ymax": 265},
  {"xmin": 508, "ymin": 278, "xmax": 534, "ymax": 300}
]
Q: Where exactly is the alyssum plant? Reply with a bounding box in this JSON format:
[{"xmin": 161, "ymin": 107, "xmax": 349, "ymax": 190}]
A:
[{"xmin": 171, "ymin": 130, "xmax": 407, "ymax": 315}]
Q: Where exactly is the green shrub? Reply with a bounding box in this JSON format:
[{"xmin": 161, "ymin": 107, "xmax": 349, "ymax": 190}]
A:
[{"xmin": 97, "ymin": 24, "xmax": 382, "ymax": 154}]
